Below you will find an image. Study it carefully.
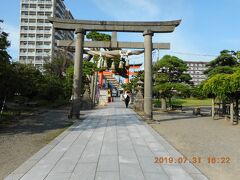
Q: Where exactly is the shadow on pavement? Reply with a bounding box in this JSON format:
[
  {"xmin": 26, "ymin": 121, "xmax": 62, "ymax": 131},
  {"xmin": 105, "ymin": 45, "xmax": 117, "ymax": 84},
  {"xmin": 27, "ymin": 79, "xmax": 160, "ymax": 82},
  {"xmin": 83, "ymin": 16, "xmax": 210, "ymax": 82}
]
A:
[{"xmin": 0, "ymin": 107, "xmax": 81, "ymax": 135}]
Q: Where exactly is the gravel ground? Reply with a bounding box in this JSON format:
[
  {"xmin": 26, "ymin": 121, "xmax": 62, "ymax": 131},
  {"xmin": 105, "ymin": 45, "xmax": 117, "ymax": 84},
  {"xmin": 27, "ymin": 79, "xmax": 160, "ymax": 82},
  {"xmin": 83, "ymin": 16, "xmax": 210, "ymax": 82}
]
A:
[
  {"xmin": 0, "ymin": 107, "xmax": 76, "ymax": 179},
  {"xmin": 150, "ymin": 110, "xmax": 240, "ymax": 180}
]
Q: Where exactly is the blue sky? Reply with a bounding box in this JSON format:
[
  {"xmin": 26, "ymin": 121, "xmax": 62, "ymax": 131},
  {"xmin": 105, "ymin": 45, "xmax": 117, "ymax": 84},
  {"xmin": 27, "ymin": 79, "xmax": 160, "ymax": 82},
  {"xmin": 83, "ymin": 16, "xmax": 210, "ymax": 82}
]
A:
[{"xmin": 0, "ymin": 0, "xmax": 240, "ymax": 62}]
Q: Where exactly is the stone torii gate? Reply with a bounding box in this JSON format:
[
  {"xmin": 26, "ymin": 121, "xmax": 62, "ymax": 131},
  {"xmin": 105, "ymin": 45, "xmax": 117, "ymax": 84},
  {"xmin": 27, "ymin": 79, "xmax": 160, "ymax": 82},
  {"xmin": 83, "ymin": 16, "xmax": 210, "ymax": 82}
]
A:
[{"xmin": 48, "ymin": 17, "xmax": 181, "ymax": 119}]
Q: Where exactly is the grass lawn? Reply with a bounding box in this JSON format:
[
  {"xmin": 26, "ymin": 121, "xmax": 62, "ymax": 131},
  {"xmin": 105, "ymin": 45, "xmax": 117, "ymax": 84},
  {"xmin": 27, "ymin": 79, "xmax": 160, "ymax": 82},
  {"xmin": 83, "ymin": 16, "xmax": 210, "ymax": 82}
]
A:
[{"xmin": 172, "ymin": 98, "xmax": 212, "ymax": 107}]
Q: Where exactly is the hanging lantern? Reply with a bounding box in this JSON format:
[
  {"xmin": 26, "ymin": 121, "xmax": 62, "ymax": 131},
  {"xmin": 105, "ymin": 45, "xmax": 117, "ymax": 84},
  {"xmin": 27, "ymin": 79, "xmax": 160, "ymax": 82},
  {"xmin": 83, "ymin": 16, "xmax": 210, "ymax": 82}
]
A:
[
  {"xmin": 103, "ymin": 59, "xmax": 108, "ymax": 68},
  {"xmin": 97, "ymin": 56, "xmax": 103, "ymax": 68},
  {"xmin": 111, "ymin": 61, "xmax": 116, "ymax": 73},
  {"xmin": 119, "ymin": 60, "xmax": 124, "ymax": 68},
  {"xmin": 125, "ymin": 58, "xmax": 130, "ymax": 68},
  {"xmin": 97, "ymin": 59, "xmax": 101, "ymax": 68}
]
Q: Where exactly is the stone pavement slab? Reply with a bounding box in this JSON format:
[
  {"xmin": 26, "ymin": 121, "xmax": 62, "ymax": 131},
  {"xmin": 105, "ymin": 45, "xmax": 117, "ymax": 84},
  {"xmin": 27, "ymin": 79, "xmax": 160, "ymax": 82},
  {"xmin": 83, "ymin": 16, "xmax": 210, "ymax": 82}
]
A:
[{"xmin": 5, "ymin": 99, "xmax": 208, "ymax": 180}]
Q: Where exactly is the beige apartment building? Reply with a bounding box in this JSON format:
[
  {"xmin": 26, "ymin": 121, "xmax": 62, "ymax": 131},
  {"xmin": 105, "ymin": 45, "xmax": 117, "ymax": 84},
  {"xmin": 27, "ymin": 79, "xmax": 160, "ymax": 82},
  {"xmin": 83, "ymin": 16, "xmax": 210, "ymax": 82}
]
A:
[
  {"xmin": 184, "ymin": 61, "xmax": 208, "ymax": 86},
  {"xmin": 19, "ymin": 0, "xmax": 74, "ymax": 68}
]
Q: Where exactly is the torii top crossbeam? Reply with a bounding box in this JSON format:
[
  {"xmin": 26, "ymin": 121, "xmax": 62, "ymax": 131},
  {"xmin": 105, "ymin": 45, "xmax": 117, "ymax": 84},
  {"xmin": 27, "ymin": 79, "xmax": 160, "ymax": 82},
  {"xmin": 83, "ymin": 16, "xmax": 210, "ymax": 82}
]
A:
[{"xmin": 48, "ymin": 17, "xmax": 181, "ymax": 33}]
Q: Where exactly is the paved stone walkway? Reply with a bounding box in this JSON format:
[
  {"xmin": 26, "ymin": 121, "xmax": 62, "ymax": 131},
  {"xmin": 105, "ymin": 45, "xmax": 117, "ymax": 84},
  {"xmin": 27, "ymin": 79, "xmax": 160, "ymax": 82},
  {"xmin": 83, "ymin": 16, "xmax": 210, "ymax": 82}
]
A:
[{"xmin": 5, "ymin": 100, "xmax": 208, "ymax": 180}]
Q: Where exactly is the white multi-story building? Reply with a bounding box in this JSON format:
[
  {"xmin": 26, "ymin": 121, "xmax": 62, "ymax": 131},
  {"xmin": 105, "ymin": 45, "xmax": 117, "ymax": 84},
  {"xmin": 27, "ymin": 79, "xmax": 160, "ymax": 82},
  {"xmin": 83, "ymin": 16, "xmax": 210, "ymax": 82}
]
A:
[
  {"xmin": 184, "ymin": 61, "xmax": 208, "ymax": 86},
  {"xmin": 19, "ymin": 0, "xmax": 74, "ymax": 68}
]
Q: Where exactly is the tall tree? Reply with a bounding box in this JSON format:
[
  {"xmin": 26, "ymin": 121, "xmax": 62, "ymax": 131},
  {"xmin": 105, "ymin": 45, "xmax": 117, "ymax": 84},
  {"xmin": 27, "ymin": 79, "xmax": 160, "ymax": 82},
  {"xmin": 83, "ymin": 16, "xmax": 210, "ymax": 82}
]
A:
[
  {"xmin": 0, "ymin": 63, "xmax": 16, "ymax": 107},
  {"xmin": 121, "ymin": 70, "xmax": 144, "ymax": 91},
  {"xmin": 43, "ymin": 50, "xmax": 73, "ymax": 78},
  {"xmin": 0, "ymin": 21, "xmax": 13, "ymax": 108},
  {"xmin": 153, "ymin": 55, "xmax": 192, "ymax": 109},
  {"xmin": 0, "ymin": 21, "xmax": 11, "ymax": 63},
  {"xmin": 203, "ymin": 68, "xmax": 240, "ymax": 121},
  {"xmin": 203, "ymin": 50, "xmax": 239, "ymax": 114},
  {"xmin": 204, "ymin": 50, "xmax": 238, "ymax": 77},
  {"xmin": 86, "ymin": 31, "xmax": 111, "ymax": 42},
  {"xmin": 12, "ymin": 63, "xmax": 43, "ymax": 99}
]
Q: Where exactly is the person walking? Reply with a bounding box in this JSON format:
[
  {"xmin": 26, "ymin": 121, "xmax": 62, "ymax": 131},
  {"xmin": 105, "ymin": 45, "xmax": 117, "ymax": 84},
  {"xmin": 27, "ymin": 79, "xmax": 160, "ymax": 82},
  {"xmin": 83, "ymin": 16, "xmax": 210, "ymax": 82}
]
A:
[{"xmin": 124, "ymin": 91, "xmax": 130, "ymax": 108}]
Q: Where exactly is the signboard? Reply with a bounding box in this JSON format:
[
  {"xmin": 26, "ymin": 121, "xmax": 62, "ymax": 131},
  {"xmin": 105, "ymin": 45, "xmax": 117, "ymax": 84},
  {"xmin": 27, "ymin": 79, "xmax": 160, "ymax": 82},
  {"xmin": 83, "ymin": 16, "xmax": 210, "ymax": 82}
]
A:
[{"xmin": 99, "ymin": 90, "xmax": 108, "ymax": 106}]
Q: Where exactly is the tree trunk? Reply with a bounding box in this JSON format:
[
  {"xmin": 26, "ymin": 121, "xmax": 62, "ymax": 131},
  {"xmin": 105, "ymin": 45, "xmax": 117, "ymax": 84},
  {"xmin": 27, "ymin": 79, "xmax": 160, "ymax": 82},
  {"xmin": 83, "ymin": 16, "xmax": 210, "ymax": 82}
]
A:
[
  {"xmin": 234, "ymin": 98, "xmax": 239, "ymax": 125},
  {"xmin": 168, "ymin": 97, "xmax": 172, "ymax": 109},
  {"xmin": 222, "ymin": 100, "xmax": 227, "ymax": 115},
  {"xmin": 90, "ymin": 74, "xmax": 95, "ymax": 102},
  {"xmin": 211, "ymin": 98, "xmax": 215, "ymax": 119},
  {"xmin": 230, "ymin": 102, "xmax": 234, "ymax": 124},
  {"xmin": 92, "ymin": 72, "xmax": 98, "ymax": 105},
  {"xmin": 161, "ymin": 98, "xmax": 167, "ymax": 110}
]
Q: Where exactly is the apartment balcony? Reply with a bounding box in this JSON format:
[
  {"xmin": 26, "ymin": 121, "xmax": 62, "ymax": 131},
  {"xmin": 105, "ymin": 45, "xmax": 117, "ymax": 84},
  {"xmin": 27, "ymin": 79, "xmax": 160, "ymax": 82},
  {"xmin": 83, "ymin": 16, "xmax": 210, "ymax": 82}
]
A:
[
  {"xmin": 20, "ymin": 37, "xmax": 36, "ymax": 41},
  {"xmin": 21, "ymin": 15, "xmax": 33, "ymax": 18},
  {"xmin": 37, "ymin": 8, "xmax": 53, "ymax": 12},
  {"xmin": 22, "ymin": 15, "xmax": 48, "ymax": 19},
  {"xmin": 21, "ymin": 22, "xmax": 39, "ymax": 26},
  {"xmin": 21, "ymin": 8, "xmax": 50, "ymax": 12},
  {"xmin": 36, "ymin": 37, "xmax": 52, "ymax": 41},
  {"xmin": 56, "ymin": 3, "xmax": 65, "ymax": 13},
  {"xmin": 36, "ymin": 52, "xmax": 50, "ymax": 56},
  {"xmin": 21, "ymin": 22, "xmax": 51, "ymax": 27},
  {"xmin": 22, "ymin": 7, "xmax": 52, "ymax": 13},
  {"xmin": 55, "ymin": 11, "xmax": 64, "ymax": 19},
  {"xmin": 20, "ymin": 45, "xmax": 36, "ymax": 49},
  {"xmin": 20, "ymin": 52, "xmax": 36, "ymax": 56},
  {"xmin": 56, "ymin": 0, "xmax": 65, "ymax": 9},
  {"xmin": 37, "ymin": 15, "xmax": 48, "ymax": 19},
  {"xmin": 21, "ymin": 8, "xmax": 38, "ymax": 11},
  {"xmin": 22, "ymin": 0, "xmax": 52, "ymax": 4},
  {"xmin": 21, "ymin": 30, "xmax": 38, "ymax": 34},
  {"xmin": 36, "ymin": 30, "xmax": 52, "ymax": 34},
  {"xmin": 36, "ymin": 45, "xmax": 51, "ymax": 49},
  {"xmin": 38, "ymin": 22, "xmax": 52, "ymax": 26}
]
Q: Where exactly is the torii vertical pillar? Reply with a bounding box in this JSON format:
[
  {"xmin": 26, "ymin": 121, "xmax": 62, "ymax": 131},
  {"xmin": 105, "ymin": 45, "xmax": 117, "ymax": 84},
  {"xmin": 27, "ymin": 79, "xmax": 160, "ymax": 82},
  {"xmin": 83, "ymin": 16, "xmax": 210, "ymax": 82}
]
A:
[
  {"xmin": 143, "ymin": 30, "xmax": 153, "ymax": 119},
  {"xmin": 72, "ymin": 28, "xmax": 85, "ymax": 118},
  {"xmin": 112, "ymin": 31, "xmax": 117, "ymax": 42}
]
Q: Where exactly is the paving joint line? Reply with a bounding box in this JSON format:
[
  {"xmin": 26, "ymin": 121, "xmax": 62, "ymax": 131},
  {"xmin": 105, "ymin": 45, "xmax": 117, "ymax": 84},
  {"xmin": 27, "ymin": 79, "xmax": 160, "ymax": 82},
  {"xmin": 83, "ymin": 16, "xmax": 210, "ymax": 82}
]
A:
[
  {"xmin": 68, "ymin": 112, "xmax": 103, "ymax": 179},
  {"xmin": 42, "ymin": 118, "xmax": 96, "ymax": 180},
  {"xmin": 133, "ymin": 115, "xmax": 171, "ymax": 179},
  {"xmin": 93, "ymin": 108, "xmax": 109, "ymax": 180},
  {"xmin": 122, "ymin": 107, "xmax": 147, "ymax": 180},
  {"xmin": 115, "ymin": 107, "xmax": 121, "ymax": 180}
]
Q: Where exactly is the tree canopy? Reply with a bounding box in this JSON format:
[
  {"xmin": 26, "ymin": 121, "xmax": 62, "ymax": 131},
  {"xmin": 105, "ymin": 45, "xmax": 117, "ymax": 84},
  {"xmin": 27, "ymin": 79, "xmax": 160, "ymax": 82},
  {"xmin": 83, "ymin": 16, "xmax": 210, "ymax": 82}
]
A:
[
  {"xmin": 0, "ymin": 25, "xmax": 11, "ymax": 63},
  {"xmin": 86, "ymin": 31, "xmax": 111, "ymax": 42},
  {"xmin": 0, "ymin": 22, "xmax": 14, "ymax": 104},
  {"xmin": 153, "ymin": 55, "xmax": 192, "ymax": 100},
  {"xmin": 202, "ymin": 50, "xmax": 240, "ymax": 101},
  {"xmin": 121, "ymin": 70, "xmax": 144, "ymax": 91},
  {"xmin": 203, "ymin": 69, "xmax": 240, "ymax": 100},
  {"xmin": 43, "ymin": 50, "xmax": 73, "ymax": 78},
  {"xmin": 204, "ymin": 50, "xmax": 239, "ymax": 77},
  {"xmin": 154, "ymin": 55, "xmax": 192, "ymax": 83}
]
